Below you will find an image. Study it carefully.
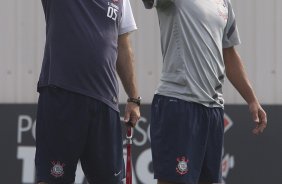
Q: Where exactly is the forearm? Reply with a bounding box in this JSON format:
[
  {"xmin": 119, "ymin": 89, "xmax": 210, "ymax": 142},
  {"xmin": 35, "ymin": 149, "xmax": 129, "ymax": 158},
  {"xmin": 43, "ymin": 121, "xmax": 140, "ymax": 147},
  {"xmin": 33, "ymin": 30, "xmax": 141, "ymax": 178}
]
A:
[
  {"xmin": 116, "ymin": 34, "xmax": 138, "ymax": 98},
  {"xmin": 224, "ymin": 47, "xmax": 258, "ymax": 105},
  {"xmin": 224, "ymin": 47, "xmax": 267, "ymax": 134},
  {"xmin": 117, "ymin": 33, "xmax": 140, "ymax": 126}
]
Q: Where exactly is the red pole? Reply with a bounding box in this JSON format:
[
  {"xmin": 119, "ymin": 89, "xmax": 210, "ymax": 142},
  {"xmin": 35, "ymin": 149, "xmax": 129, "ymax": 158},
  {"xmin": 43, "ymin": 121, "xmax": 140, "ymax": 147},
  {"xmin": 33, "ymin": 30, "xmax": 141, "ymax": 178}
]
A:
[{"xmin": 126, "ymin": 127, "xmax": 132, "ymax": 184}]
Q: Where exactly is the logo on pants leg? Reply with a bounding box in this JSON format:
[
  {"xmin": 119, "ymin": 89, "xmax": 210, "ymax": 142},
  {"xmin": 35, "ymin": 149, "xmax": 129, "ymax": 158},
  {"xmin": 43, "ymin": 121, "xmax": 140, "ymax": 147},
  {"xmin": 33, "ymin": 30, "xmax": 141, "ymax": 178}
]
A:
[
  {"xmin": 176, "ymin": 156, "xmax": 189, "ymax": 175},
  {"xmin": 51, "ymin": 161, "xmax": 65, "ymax": 178}
]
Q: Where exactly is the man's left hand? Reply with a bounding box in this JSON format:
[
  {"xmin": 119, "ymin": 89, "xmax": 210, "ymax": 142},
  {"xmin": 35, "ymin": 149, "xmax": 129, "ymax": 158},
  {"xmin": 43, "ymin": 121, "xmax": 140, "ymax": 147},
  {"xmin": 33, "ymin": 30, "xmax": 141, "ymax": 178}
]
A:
[{"xmin": 124, "ymin": 102, "xmax": 140, "ymax": 127}]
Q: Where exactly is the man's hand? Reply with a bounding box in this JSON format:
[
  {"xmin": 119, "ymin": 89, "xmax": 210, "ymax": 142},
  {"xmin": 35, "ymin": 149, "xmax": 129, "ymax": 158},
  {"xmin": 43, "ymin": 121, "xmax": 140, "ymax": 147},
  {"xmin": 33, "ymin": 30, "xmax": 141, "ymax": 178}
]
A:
[
  {"xmin": 124, "ymin": 102, "xmax": 140, "ymax": 127},
  {"xmin": 249, "ymin": 102, "xmax": 267, "ymax": 135}
]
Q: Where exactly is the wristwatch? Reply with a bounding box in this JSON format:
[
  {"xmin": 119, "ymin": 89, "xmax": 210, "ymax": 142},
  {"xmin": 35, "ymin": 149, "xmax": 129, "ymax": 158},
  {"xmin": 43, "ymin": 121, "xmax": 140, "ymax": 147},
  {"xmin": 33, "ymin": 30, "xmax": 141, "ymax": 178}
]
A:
[{"xmin": 127, "ymin": 97, "xmax": 142, "ymax": 106}]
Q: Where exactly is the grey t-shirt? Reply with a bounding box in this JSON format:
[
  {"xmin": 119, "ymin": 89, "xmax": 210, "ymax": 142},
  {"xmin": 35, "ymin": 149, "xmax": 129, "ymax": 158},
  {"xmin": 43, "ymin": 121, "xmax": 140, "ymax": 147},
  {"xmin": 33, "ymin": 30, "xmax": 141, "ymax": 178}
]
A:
[{"xmin": 154, "ymin": 0, "xmax": 241, "ymax": 108}]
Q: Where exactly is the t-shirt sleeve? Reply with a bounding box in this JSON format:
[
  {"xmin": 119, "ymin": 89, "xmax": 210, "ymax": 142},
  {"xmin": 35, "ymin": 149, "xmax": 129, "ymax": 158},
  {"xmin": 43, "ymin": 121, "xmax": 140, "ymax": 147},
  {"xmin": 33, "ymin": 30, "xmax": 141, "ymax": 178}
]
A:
[
  {"xmin": 222, "ymin": 0, "xmax": 241, "ymax": 48},
  {"xmin": 119, "ymin": 0, "xmax": 137, "ymax": 35}
]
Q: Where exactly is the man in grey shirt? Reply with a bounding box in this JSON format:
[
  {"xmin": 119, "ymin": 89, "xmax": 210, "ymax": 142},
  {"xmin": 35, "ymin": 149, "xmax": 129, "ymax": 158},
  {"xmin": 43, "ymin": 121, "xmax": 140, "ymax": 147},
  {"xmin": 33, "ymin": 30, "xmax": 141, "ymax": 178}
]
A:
[{"xmin": 142, "ymin": 0, "xmax": 267, "ymax": 184}]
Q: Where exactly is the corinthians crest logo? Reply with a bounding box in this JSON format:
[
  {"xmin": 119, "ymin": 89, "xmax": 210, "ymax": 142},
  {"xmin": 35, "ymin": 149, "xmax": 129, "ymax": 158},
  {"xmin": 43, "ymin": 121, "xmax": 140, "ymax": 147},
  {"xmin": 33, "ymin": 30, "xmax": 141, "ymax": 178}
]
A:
[
  {"xmin": 51, "ymin": 161, "xmax": 65, "ymax": 178},
  {"xmin": 214, "ymin": 0, "xmax": 228, "ymax": 21},
  {"xmin": 176, "ymin": 156, "xmax": 189, "ymax": 175}
]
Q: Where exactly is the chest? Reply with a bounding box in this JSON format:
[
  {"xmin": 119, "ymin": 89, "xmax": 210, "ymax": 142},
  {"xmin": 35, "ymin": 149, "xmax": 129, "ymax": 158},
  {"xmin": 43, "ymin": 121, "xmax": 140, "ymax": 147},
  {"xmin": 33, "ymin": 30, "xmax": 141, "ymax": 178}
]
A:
[
  {"xmin": 43, "ymin": 0, "xmax": 123, "ymax": 22},
  {"xmin": 176, "ymin": 0, "xmax": 229, "ymax": 27}
]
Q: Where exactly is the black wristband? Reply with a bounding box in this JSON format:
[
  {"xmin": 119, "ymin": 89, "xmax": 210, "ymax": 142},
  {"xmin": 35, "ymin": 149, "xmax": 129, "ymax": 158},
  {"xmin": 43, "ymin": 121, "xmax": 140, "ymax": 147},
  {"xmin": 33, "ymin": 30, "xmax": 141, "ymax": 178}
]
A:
[{"xmin": 127, "ymin": 97, "xmax": 141, "ymax": 106}]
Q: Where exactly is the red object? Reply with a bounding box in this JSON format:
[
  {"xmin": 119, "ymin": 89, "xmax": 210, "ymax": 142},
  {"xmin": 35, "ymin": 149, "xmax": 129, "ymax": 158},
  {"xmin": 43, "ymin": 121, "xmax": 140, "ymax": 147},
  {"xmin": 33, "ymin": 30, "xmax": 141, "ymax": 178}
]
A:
[{"xmin": 126, "ymin": 126, "xmax": 133, "ymax": 184}]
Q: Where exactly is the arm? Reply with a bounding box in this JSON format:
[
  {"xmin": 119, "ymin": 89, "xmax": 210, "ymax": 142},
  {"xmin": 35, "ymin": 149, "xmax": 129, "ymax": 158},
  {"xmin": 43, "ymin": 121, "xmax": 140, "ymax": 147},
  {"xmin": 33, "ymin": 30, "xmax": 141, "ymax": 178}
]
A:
[
  {"xmin": 223, "ymin": 47, "xmax": 267, "ymax": 135},
  {"xmin": 116, "ymin": 33, "xmax": 140, "ymax": 127}
]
